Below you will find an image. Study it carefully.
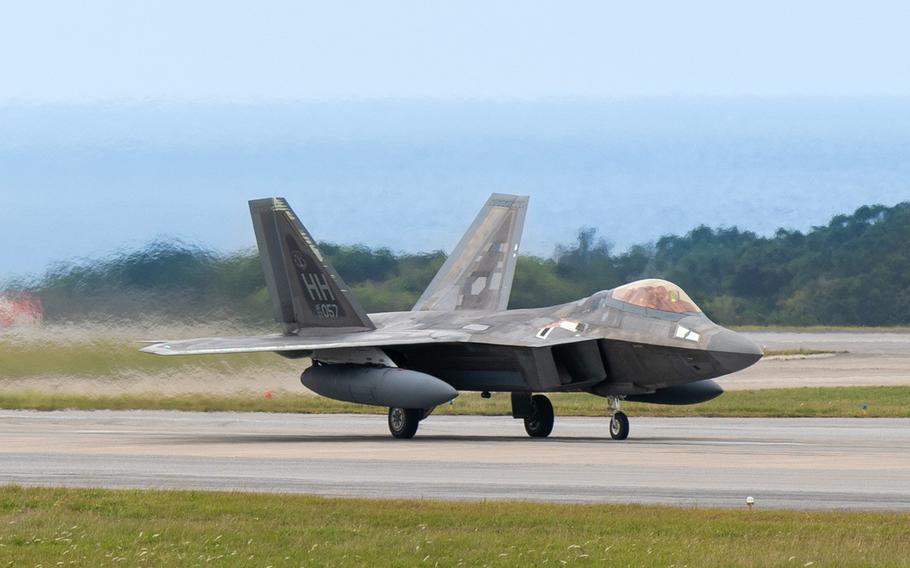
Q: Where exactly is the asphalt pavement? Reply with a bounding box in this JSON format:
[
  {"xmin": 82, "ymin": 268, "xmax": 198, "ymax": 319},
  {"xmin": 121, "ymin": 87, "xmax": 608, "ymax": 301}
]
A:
[{"xmin": 2, "ymin": 410, "xmax": 908, "ymax": 511}]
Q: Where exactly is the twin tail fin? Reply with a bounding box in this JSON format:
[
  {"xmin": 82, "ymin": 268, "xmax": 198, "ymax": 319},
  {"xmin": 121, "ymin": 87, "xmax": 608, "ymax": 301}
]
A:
[{"xmin": 249, "ymin": 198, "xmax": 375, "ymax": 334}]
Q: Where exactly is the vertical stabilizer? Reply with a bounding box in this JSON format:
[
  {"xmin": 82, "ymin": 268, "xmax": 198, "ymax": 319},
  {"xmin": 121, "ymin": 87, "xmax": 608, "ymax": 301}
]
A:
[
  {"xmin": 249, "ymin": 198, "xmax": 375, "ymax": 333},
  {"xmin": 413, "ymin": 193, "xmax": 528, "ymax": 312}
]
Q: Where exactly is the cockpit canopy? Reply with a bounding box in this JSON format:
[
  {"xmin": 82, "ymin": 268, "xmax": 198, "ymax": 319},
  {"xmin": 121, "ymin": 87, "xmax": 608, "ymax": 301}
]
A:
[{"xmin": 611, "ymin": 279, "xmax": 701, "ymax": 314}]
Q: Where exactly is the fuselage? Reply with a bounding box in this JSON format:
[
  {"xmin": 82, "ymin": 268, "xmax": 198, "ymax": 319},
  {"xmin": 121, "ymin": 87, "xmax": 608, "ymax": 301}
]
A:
[{"xmin": 357, "ymin": 279, "xmax": 762, "ymax": 398}]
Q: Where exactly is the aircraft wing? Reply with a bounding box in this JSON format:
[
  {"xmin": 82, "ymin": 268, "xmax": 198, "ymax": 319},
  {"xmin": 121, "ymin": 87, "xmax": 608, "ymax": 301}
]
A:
[
  {"xmin": 141, "ymin": 324, "xmax": 595, "ymax": 355},
  {"xmin": 140, "ymin": 329, "xmax": 478, "ymax": 356}
]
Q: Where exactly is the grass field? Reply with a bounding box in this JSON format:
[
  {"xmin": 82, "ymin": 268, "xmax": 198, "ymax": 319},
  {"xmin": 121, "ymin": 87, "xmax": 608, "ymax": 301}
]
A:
[
  {"xmin": 1, "ymin": 486, "xmax": 908, "ymax": 566},
  {"xmin": 761, "ymin": 348, "xmax": 838, "ymax": 357},
  {"xmin": 1, "ymin": 386, "xmax": 908, "ymax": 417},
  {"xmin": 0, "ymin": 337, "xmax": 292, "ymax": 379}
]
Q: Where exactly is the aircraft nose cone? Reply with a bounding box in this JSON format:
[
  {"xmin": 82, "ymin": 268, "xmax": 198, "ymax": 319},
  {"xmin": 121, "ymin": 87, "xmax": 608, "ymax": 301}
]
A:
[{"xmin": 708, "ymin": 329, "xmax": 763, "ymax": 374}]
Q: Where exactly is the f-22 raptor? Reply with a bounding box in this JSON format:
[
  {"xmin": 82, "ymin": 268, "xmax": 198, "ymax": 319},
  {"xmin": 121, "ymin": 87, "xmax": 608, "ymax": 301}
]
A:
[{"xmin": 143, "ymin": 195, "xmax": 762, "ymax": 440}]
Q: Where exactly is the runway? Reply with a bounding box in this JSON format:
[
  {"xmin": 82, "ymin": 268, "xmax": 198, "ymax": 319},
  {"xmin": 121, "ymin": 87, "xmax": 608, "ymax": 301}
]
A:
[
  {"xmin": 745, "ymin": 330, "xmax": 910, "ymax": 354},
  {"xmin": 720, "ymin": 331, "xmax": 910, "ymax": 390},
  {"xmin": 1, "ymin": 410, "xmax": 909, "ymax": 511}
]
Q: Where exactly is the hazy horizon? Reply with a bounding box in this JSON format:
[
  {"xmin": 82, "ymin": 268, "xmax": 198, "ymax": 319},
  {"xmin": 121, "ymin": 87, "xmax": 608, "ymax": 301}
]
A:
[{"xmin": 2, "ymin": 97, "xmax": 909, "ymax": 281}]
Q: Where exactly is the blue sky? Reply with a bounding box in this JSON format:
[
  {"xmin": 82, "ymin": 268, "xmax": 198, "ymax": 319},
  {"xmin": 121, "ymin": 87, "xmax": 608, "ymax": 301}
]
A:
[
  {"xmin": 1, "ymin": 1, "xmax": 910, "ymax": 280},
  {"xmin": 3, "ymin": 0, "xmax": 910, "ymax": 100}
]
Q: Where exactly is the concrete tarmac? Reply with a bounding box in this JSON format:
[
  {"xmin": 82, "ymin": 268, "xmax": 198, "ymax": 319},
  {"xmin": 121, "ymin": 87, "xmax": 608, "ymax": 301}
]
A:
[
  {"xmin": 720, "ymin": 331, "xmax": 910, "ymax": 390},
  {"xmin": 745, "ymin": 331, "xmax": 910, "ymax": 355},
  {"xmin": 1, "ymin": 410, "xmax": 909, "ymax": 511}
]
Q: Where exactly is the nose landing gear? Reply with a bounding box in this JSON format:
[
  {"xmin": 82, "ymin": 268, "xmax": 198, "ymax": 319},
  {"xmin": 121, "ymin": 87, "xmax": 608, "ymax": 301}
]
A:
[
  {"xmin": 608, "ymin": 397, "xmax": 630, "ymax": 440},
  {"xmin": 610, "ymin": 411, "xmax": 630, "ymax": 440}
]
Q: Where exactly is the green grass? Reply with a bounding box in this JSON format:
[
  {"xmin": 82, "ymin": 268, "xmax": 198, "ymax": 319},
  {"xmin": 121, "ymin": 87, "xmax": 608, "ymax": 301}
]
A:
[
  {"xmin": 762, "ymin": 348, "xmax": 838, "ymax": 357},
  {"xmin": 0, "ymin": 338, "xmax": 291, "ymax": 379},
  {"xmin": 2, "ymin": 386, "xmax": 908, "ymax": 417},
  {"xmin": 0, "ymin": 486, "xmax": 907, "ymax": 566}
]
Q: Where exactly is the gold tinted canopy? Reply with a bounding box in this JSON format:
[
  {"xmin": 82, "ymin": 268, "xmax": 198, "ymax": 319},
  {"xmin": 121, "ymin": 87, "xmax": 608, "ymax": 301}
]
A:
[{"xmin": 611, "ymin": 279, "xmax": 701, "ymax": 314}]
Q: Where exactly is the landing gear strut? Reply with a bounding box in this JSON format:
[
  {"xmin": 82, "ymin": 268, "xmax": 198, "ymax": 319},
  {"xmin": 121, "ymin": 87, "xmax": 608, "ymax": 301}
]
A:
[
  {"xmin": 523, "ymin": 394, "xmax": 554, "ymax": 438},
  {"xmin": 388, "ymin": 407, "xmax": 421, "ymax": 439},
  {"xmin": 608, "ymin": 396, "xmax": 630, "ymax": 440}
]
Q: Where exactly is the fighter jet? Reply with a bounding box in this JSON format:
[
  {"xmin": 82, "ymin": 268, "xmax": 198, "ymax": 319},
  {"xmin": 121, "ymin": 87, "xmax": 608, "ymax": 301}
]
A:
[{"xmin": 142, "ymin": 194, "xmax": 762, "ymax": 440}]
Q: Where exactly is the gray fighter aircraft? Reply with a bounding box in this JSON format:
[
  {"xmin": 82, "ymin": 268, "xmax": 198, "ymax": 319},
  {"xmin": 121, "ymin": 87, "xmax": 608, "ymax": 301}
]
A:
[{"xmin": 143, "ymin": 194, "xmax": 762, "ymax": 440}]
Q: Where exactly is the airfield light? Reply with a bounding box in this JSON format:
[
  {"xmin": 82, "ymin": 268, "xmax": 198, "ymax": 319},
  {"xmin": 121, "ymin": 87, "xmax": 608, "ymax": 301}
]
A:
[{"xmin": 746, "ymin": 496, "xmax": 755, "ymax": 509}]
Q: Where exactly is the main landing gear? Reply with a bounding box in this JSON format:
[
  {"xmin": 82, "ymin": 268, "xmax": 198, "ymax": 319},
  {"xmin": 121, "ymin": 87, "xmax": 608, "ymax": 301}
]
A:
[
  {"xmin": 524, "ymin": 394, "xmax": 555, "ymax": 438},
  {"xmin": 608, "ymin": 397, "xmax": 630, "ymax": 440},
  {"xmin": 388, "ymin": 407, "xmax": 423, "ymax": 439},
  {"xmin": 510, "ymin": 393, "xmax": 555, "ymax": 438}
]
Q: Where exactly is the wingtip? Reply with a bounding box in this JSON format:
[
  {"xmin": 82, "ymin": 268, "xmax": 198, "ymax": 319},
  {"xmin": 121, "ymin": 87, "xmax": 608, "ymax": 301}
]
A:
[
  {"xmin": 248, "ymin": 196, "xmax": 289, "ymax": 210},
  {"xmin": 139, "ymin": 342, "xmax": 172, "ymax": 355},
  {"xmin": 487, "ymin": 193, "xmax": 530, "ymax": 206}
]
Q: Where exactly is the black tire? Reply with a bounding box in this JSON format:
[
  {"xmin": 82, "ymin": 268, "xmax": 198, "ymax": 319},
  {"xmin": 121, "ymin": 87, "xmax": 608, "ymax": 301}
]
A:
[
  {"xmin": 524, "ymin": 394, "xmax": 554, "ymax": 438},
  {"xmin": 388, "ymin": 407, "xmax": 421, "ymax": 439},
  {"xmin": 610, "ymin": 411, "xmax": 630, "ymax": 440}
]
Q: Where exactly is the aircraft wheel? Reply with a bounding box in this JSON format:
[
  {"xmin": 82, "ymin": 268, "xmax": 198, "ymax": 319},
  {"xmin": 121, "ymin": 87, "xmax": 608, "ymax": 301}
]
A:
[
  {"xmin": 610, "ymin": 411, "xmax": 630, "ymax": 440},
  {"xmin": 524, "ymin": 394, "xmax": 554, "ymax": 438},
  {"xmin": 388, "ymin": 407, "xmax": 421, "ymax": 439}
]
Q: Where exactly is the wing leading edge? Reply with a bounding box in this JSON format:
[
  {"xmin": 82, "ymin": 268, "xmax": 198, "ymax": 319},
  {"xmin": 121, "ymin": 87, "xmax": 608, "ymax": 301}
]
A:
[
  {"xmin": 140, "ymin": 329, "xmax": 472, "ymax": 356},
  {"xmin": 140, "ymin": 326, "xmax": 592, "ymax": 356}
]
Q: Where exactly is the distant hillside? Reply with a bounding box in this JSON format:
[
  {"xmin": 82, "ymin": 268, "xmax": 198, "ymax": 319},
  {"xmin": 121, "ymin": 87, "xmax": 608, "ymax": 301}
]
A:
[{"xmin": 6, "ymin": 201, "xmax": 910, "ymax": 326}]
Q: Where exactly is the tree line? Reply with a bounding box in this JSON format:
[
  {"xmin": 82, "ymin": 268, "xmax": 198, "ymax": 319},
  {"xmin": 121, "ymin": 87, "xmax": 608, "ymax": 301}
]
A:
[{"xmin": 10, "ymin": 201, "xmax": 910, "ymax": 326}]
